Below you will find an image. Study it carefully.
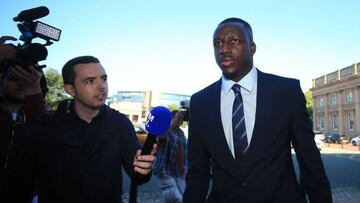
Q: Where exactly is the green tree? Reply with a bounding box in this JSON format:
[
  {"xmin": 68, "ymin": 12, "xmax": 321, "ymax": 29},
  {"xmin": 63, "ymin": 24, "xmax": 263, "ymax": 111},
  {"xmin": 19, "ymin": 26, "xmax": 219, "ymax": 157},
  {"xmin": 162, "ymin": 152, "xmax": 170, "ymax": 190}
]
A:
[
  {"xmin": 305, "ymin": 90, "xmax": 313, "ymax": 121},
  {"xmin": 167, "ymin": 103, "xmax": 180, "ymax": 111},
  {"xmin": 44, "ymin": 68, "xmax": 69, "ymax": 110}
]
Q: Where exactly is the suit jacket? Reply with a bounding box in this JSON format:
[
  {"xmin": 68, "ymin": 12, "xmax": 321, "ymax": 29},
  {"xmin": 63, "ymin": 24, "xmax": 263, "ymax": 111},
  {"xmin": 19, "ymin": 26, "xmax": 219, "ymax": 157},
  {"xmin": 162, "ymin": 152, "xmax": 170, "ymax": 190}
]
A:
[{"xmin": 183, "ymin": 70, "xmax": 332, "ymax": 203}]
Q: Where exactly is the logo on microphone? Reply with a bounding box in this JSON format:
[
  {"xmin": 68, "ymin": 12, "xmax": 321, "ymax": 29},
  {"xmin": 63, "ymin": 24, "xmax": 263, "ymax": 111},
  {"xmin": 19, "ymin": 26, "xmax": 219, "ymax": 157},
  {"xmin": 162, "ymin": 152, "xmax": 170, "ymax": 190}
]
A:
[
  {"xmin": 145, "ymin": 113, "xmax": 155, "ymax": 127},
  {"xmin": 145, "ymin": 106, "xmax": 172, "ymax": 136}
]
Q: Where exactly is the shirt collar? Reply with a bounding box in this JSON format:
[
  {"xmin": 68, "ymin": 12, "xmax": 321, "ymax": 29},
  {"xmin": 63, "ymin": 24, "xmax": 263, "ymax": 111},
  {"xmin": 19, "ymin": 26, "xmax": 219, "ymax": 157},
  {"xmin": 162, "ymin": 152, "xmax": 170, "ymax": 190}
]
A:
[
  {"xmin": 222, "ymin": 66, "xmax": 258, "ymax": 95},
  {"xmin": 65, "ymin": 99, "xmax": 106, "ymax": 121}
]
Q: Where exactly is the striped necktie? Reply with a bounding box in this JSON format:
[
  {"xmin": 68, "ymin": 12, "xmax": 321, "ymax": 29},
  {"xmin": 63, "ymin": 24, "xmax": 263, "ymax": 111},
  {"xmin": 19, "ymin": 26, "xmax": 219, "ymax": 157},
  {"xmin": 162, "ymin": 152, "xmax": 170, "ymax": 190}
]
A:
[{"xmin": 232, "ymin": 84, "xmax": 249, "ymax": 159}]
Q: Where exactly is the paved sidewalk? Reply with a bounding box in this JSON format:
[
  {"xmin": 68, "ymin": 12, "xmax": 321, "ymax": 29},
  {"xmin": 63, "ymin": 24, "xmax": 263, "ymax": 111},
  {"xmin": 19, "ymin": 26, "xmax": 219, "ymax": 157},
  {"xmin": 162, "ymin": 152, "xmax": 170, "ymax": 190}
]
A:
[
  {"xmin": 123, "ymin": 189, "xmax": 360, "ymax": 203},
  {"xmin": 320, "ymin": 144, "xmax": 360, "ymax": 161},
  {"xmin": 122, "ymin": 192, "xmax": 162, "ymax": 203},
  {"xmin": 321, "ymin": 145, "xmax": 360, "ymax": 154},
  {"xmin": 332, "ymin": 187, "xmax": 360, "ymax": 203},
  {"xmin": 324, "ymin": 143, "xmax": 360, "ymax": 153},
  {"xmin": 321, "ymin": 146, "xmax": 360, "ymax": 202}
]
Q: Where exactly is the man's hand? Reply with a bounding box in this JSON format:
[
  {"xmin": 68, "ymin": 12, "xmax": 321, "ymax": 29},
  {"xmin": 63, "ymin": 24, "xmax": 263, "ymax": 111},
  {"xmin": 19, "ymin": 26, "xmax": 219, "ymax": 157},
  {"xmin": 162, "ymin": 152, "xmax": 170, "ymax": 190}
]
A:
[
  {"xmin": 8, "ymin": 65, "xmax": 43, "ymax": 95},
  {"xmin": 0, "ymin": 36, "xmax": 17, "ymax": 61},
  {"xmin": 133, "ymin": 144, "xmax": 158, "ymax": 175}
]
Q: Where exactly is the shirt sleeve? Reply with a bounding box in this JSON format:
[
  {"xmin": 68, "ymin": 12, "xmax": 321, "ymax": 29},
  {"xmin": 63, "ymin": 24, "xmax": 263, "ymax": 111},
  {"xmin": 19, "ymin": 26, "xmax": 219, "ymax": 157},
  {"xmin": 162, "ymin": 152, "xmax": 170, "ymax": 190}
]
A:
[
  {"xmin": 290, "ymin": 80, "xmax": 332, "ymax": 203},
  {"xmin": 120, "ymin": 117, "xmax": 151, "ymax": 185}
]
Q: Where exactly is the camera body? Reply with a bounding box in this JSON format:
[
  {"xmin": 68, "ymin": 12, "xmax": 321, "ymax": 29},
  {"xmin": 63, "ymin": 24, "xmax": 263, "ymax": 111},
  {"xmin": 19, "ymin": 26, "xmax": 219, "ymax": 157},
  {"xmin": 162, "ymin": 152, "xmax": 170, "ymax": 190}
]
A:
[{"xmin": 0, "ymin": 43, "xmax": 47, "ymax": 74}]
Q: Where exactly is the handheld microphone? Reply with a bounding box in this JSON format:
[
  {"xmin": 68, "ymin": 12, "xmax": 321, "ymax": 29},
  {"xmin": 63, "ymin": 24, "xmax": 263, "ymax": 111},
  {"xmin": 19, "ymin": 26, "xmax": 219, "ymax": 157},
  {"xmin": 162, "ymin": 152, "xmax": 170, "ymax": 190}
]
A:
[
  {"xmin": 141, "ymin": 106, "xmax": 172, "ymax": 155},
  {"xmin": 13, "ymin": 6, "xmax": 49, "ymax": 22}
]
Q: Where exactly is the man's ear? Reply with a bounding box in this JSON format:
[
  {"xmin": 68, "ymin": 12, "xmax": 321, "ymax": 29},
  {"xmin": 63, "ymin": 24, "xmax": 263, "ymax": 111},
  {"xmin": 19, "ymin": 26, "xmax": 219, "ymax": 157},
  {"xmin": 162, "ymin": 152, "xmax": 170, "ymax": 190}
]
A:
[
  {"xmin": 64, "ymin": 84, "xmax": 75, "ymax": 97},
  {"xmin": 251, "ymin": 42, "xmax": 256, "ymax": 55}
]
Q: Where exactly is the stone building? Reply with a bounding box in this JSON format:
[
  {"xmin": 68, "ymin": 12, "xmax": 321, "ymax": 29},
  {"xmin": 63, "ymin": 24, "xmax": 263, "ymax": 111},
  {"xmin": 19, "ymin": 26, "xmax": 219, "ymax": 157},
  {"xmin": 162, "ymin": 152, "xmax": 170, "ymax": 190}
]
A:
[{"xmin": 311, "ymin": 62, "xmax": 360, "ymax": 138}]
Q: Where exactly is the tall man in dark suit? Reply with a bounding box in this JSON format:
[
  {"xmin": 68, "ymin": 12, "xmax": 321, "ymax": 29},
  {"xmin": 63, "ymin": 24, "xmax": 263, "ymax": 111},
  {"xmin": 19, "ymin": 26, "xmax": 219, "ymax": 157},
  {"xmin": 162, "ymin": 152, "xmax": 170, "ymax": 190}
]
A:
[{"xmin": 183, "ymin": 18, "xmax": 332, "ymax": 203}]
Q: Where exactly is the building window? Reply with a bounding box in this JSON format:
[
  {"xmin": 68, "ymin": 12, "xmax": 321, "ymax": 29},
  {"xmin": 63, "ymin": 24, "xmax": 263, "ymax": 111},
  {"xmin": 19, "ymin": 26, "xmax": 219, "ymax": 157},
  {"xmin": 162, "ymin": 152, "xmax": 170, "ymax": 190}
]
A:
[
  {"xmin": 332, "ymin": 114, "xmax": 338, "ymax": 130},
  {"xmin": 347, "ymin": 112, "xmax": 354, "ymax": 131},
  {"xmin": 330, "ymin": 95, "xmax": 337, "ymax": 105},
  {"xmin": 132, "ymin": 115, "xmax": 139, "ymax": 122},
  {"xmin": 346, "ymin": 91, "xmax": 353, "ymax": 102},
  {"xmin": 159, "ymin": 93, "xmax": 190, "ymax": 107},
  {"xmin": 319, "ymin": 97, "xmax": 324, "ymax": 106},
  {"xmin": 112, "ymin": 91, "xmax": 145, "ymax": 103},
  {"xmin": 319, "ymin": 115, "xmax": 324, "ymax": 130}
]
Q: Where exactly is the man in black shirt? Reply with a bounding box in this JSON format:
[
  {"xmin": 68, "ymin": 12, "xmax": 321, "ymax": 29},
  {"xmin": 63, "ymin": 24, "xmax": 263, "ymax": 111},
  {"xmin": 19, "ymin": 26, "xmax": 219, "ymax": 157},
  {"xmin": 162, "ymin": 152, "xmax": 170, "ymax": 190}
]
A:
[{"xmin": 2, "ymin": 56, "xmax": 156, "ymax": 203}]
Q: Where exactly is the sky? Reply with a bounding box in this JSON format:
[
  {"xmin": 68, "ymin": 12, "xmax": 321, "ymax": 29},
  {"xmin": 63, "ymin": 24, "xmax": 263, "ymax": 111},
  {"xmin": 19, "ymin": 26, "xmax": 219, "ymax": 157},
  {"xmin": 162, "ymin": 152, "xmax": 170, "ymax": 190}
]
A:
[{"xmin": 1, "ymin": 0, "xmax": 359, "ymax": 96}]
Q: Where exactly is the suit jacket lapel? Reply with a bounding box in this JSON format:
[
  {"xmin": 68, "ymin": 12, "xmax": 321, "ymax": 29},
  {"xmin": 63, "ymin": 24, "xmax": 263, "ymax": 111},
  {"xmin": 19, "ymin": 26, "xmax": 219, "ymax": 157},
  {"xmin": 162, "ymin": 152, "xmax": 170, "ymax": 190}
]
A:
[
  {"xmin": 207, "ymin": 79, "xmax": 244, "ymax": 181},
  {"xmin": 247, "ymin": 71, "xmax": 274, "ymax": 157}
]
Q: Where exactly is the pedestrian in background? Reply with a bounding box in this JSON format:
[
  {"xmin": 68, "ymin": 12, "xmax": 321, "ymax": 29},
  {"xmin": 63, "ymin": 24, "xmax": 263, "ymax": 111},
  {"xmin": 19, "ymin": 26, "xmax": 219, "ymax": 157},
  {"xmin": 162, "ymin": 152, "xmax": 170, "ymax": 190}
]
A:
[{"xmin": 154, "ymin": 110, "xmax": 187, "ymax": 203}]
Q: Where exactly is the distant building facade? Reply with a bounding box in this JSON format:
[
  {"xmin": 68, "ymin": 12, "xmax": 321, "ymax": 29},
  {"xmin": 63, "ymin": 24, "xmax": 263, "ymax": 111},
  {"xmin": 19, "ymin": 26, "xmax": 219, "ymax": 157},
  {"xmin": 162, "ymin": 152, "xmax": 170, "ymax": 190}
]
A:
[
  {"xmin": 107, "ymin": 90, "xmax": 190, "ymax": 123},
  {"xmin": 311, "ymin": 62, "xmax": 360, "ymax": 138},
  {"xmin": 107, "ymin": 91, "xmax": 151, "ymax": 123}
]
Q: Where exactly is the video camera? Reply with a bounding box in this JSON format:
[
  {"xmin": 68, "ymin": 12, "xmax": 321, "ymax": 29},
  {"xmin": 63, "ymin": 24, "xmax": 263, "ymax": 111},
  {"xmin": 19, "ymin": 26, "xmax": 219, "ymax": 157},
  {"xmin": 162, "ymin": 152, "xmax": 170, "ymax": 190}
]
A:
[
  {"xmin": 1, "ymin": 6, "xmax": 61, "ymax": 69},
  {"xmin": 179, "ymin": 100, "xmax": 190, "ymax": 122},
  {"xmin": 0, "ymin": 6, "xmax": 61, "ymax": 96}
]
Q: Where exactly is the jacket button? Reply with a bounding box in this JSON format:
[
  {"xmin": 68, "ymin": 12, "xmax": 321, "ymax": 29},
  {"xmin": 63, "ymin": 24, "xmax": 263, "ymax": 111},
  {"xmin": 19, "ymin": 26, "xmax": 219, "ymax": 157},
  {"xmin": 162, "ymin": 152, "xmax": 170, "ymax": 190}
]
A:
[{"xmin": 242, "ymin": 182, "xmax": 247, "ymax": 187}]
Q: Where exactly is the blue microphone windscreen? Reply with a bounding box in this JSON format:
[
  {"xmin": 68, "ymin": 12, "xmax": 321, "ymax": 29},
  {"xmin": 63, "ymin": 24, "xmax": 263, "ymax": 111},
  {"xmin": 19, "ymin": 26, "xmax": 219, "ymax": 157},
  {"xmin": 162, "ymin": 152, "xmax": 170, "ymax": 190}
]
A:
[{"xmin": 145, "ymin": 106, "xmax": 172, "ymax": 136}]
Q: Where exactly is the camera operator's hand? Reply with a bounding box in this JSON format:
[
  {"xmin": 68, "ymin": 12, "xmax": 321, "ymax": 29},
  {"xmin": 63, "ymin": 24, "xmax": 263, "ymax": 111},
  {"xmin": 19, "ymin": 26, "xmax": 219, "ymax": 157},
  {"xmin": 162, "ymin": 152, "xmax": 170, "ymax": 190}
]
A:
[
  {"xmin": 8, "ymin": 65, "xmax": 43, "ymax": 95},
  {"xmin": 0, "ymin": 36, "xmax": 17, "ymax": 61}
]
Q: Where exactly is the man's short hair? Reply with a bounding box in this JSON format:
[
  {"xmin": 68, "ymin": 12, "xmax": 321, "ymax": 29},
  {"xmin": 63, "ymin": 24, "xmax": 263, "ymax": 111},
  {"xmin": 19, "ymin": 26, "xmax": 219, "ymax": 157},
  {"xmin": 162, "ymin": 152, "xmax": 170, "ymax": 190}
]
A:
[
  {"xmin": 171, "ymin": 110, "xmax": 185, "ymax": 118},
  {"xmin": 171, "ymin": 110, "xmax": 178, "ymax": 117},
  {"xmin": 62, "ymin": 55, "xmax": 100, "ymax": 85},
  {"xmin": 218, "ymin": 17, "xmax": 253, "ymax": 42}
]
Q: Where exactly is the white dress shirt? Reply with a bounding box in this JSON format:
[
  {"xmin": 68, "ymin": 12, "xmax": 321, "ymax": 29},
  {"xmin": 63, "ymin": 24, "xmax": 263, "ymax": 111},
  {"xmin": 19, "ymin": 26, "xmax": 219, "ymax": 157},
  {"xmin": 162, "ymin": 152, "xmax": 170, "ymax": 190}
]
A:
[{"xmin": 220, "ymin": 67, "xmax": 258, "ymax": 158}]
